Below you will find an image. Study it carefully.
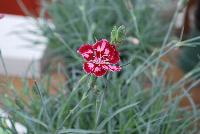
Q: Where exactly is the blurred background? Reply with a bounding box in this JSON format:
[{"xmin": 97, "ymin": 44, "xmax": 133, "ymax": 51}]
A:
[{"xmin": 0, "ymin": 0, "xmax": 200, "ymax": 133}]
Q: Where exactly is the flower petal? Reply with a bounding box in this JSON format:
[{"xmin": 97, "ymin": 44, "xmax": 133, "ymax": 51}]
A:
[
  {"xmin": 109, "ymin": 45, "xmax": 120, "ymax": 64},
  {"xmin": 93, "ymin": 39, "xmax": 110, "ymax": 58},
  {"xmin": 83, "ymin": 62, "xmax": 95, "ymax": 74},
  {"xmin": 102, "ymin": 64, "xmax": 109, "ymax": 70},
  {"xmin": 77, "ymin": 44, "xmax": 94, "ymax": 61},
  {"xmin": 109, "ymin": 51, "xmax": 120, "ymax": 64},
  {"xmin": 108, "ymin": 65, "xmax": 121, "ymax": 72},
  {"xmin": 93, "ymin": 65, "xmax": 107, "ymax": 77}
]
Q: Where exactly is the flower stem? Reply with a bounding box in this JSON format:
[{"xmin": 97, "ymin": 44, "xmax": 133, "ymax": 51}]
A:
[{"xmin": 57, "ymin": 75, "xmax": 97, "ymax": 132}]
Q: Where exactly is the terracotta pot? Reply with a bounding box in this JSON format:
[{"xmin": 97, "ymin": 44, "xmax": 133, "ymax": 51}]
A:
[{"xmin": 0, "ymin": 0, "xmax": 40, "ymax": 16}]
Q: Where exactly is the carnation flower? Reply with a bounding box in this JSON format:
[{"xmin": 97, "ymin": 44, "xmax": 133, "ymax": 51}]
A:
[{"xmin": 78, "ymin": 39, "xmax": 121, "ymax": 77}]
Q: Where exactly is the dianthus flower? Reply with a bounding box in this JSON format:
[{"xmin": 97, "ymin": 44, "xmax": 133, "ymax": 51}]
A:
[{"xmin": 78, "ymin": 39, "xmax": 121, "ymax": 77}]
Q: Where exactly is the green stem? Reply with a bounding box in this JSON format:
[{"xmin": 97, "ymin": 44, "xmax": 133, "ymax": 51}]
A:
[{"xmin": 57, "ymin": 75, "xmax": 97, "ymax": 132}]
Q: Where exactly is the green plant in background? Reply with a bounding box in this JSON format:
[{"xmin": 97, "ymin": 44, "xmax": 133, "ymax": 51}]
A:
[
  {"xmin": 41, "ymin": 0, "xmax": 170, "ymax": 69},
  {"xmin": 1, "ymin": 27, "xmax": 200, "ymax": 133},
  {"xmin": 1, "ymin": 0, "xmax": 200, "ymax": 134}
]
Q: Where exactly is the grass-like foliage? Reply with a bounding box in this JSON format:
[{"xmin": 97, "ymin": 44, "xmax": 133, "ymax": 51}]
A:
[{"xmin": 1, "ymin": 0, "xmax": 200, "ymax": 134}]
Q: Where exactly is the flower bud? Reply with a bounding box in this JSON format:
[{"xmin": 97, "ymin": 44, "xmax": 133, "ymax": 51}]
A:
[{"xmin": 111, "ymin": 25, "xmax": 126, "ymax": 45}]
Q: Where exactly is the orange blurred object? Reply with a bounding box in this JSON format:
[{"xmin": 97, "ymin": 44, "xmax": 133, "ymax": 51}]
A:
[{"xmin": 0, "ymin": 0, "xmax": 40, "ymax": 16}]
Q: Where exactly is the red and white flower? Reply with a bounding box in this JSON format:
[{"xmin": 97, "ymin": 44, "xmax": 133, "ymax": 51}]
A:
[{"xmin": 78, "ymin": 39, "xmax": 121, "ymax": 77}]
